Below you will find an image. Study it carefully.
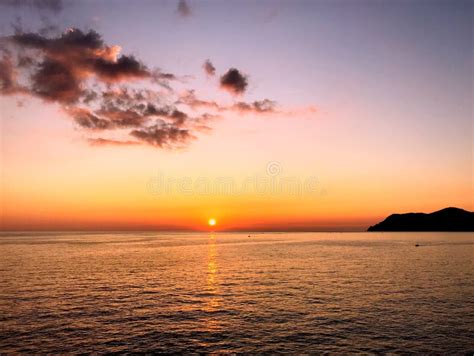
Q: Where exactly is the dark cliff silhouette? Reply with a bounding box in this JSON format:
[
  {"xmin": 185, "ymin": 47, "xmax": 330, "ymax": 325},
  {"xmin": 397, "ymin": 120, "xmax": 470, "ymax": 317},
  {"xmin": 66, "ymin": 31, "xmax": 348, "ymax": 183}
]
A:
[{"xmin": 368, "ymin": 207, "xmax": 474, "ymax": 231}]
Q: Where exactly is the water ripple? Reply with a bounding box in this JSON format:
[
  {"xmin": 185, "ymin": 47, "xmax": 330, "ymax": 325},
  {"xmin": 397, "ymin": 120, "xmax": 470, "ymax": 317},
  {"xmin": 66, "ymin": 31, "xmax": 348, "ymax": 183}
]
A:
[{"xmin": 1, "ymin": 232, "xmax": 473, "ymax": 353}]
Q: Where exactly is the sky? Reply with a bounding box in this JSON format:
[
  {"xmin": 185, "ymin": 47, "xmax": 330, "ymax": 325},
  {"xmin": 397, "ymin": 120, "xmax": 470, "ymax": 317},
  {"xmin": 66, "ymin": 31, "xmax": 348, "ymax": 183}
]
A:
[{"xmin": 0, "ymin": 0, "xmax": 472, "ymax": 231}]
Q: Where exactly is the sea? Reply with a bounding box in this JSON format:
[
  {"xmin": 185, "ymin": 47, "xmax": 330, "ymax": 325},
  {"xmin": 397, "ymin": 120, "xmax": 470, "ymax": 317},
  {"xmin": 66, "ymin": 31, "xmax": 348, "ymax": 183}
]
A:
[{"xmin": 0, "ymin": 232, "xmax": 473, "ymax": 353}]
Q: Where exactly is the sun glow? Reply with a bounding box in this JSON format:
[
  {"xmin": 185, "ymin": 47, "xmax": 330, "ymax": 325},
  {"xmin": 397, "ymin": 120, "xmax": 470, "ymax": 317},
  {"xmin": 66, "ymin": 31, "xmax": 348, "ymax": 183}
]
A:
[{"xmin": 208, "ymin": 218, "xmax": 217, "ymax": 227}]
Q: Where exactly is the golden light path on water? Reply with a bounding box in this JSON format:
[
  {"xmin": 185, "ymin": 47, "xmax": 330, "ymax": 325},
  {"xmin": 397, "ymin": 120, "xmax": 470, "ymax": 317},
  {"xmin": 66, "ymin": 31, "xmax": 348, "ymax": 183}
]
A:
[{"xmin": 204, "ymin": 234, "xmax": 222, "ymax": 333}]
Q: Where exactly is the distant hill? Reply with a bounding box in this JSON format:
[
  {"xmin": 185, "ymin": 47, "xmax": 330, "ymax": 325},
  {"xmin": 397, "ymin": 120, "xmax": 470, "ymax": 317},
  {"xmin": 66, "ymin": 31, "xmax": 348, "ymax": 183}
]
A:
[{"xmin": 367, "ymin": 207, "xmax": 474, "ymax": 231}]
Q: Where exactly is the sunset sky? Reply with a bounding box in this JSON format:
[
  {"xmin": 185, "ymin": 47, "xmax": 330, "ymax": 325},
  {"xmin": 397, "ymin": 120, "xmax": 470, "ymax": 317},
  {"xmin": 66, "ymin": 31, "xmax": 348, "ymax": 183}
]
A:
[{"xmin": 0, "ymin": 0, "xmax": 472, "ymax": 231}]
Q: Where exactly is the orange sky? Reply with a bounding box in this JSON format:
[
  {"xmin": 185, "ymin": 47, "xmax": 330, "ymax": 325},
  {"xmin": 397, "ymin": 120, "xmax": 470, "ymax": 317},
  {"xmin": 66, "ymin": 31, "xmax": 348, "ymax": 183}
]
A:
[
  {"xmin": 1, "ymin": 96, "xmax": 471, "ymax": 231},
  {"xmin": 0, "ymin": 1, "xmax": 472, "ymax": 231}
]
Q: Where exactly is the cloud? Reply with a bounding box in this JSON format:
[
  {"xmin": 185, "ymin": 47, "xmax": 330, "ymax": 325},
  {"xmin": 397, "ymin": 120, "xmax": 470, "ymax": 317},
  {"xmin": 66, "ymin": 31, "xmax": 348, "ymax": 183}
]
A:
[
  {"xmin": 177, "ymin": 0, "xmax": 191, "ymax": 17},
  {"xmin": 0, "ymin": 28, "xmax": 199, "ymax": 149},
  {"xmin": 0, "ymin": 54, "xmax": 17, "ymax": 95},
  {"xmin": 220, "ymin": 68, "xmax": 248, "ymax": 95},
  {"xmin": 178, "ymin": 90, "xmax": 277, "ymax": 115},
  {"xmin": 203, "ymin": 59, "xmax": 215, "ymax": 76},
  {"xmin": 95, "ymin": 108, "xmax": 150, "ymax": 128},
  {"xmin": 31, "ymin": 58, "xmax": 81, "ymax": 103},
  {"xmin": 10, "ymin": 29, "xmax": 154, "ymax": 84},
  {"xmin": 92, "ymin": 55, "xmax": 150, "ymax": 82},
  {"xmin": 130, "ymin": 125, "xmax": 194, "ymax": 148},
  {"xmin": 231, "ymin": 99, "xmax": 277, "ymax": 114},
  {"xmin": 1, "ymin": 26, "xmax": 315, "ymax": 150},
  {"xmin": 68, "ymin": 107, "xmax": 114, "ymax": 130},
  {"xmin": 0, "ymin": 0, "xmax": 63, "ymax": 13},
  {"xmin": 177, "ymin": 90, "xmax": 220, "ymax": 110},
  {"xmin": 88, "ymin": 138, "xmax": 140, "ymax": 146}
]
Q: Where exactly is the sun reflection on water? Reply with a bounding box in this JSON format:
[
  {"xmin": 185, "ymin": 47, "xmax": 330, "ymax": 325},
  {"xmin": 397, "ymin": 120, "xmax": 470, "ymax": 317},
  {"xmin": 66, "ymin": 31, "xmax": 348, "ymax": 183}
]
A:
[{"xmin": 203, "ymin": 233, "xmax": 222, "ymax": 332}]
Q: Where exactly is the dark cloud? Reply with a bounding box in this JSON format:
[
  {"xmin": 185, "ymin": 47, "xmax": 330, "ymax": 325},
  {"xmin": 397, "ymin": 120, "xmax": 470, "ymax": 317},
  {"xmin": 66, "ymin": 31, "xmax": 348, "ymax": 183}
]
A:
[
  {"xmin": 10, "ymin": 29, "xmax": 153, "ymax": 83},
  {"xmin": 1, "ymin": 27, "xmax": 300, "ymax": 150},
  {"xmin": 168, "ymin": 109, "xmax": 188, "ymax": 125},
  {"xmin": 1, "ymin": 31, "xmax": 226, "ymax": 151},
  {"xmin": 0, "ymin": 53, "xmax": 30, "ymax": 96},
  {"xmin": 68, "ymin": 108, "xmax": 113, "ymax": 130},
  {"xmin": 31, "ymin": 59, "xmax": 81, "ymax": 103},
  {"xmin": 0, "ymin": 54, "xmax": 17, "ymax": 94},
  {"xmin": 12, "ymin": 28, "xmax": 103, "ymax": 52},
  {"xmin": 101, "ymin": 87, "xmax": 159, "ymax": 109},
  {"xmin": 130, "ymin": 125, "xmax": 193, "ymax": 148},
  {"xmin": 82, "ymin": 89, "xmax": 98, "ymax": 104},
  {"xmin": 0, "ymin": 0, "xmax": 63, "ymax": 13},
  {"xmin": 142, "ymin": 103, "xmax": 170, "ymax": 117},
  {"xmin": 92, "ymin": 55, "xmax": 149, "ymax": 82},
  {"xmin": 95, "ymin": 108, "xmax": 150, "ymax": 128},
  {"xmin": 203, "ymin": 59, "xmax": 215, "ymax": 76},
  {"xmin": 177, "ymin": 0, "xmax": 191, "ymax": 17},
  {"xmin": 220, "ymin": 68, "xmax": 248, "ymax": 95}
]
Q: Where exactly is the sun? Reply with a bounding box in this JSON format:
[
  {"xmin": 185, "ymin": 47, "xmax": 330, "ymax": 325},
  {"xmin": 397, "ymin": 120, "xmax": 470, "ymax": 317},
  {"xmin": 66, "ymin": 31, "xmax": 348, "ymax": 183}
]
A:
[{"xmin": 208, "ymin": 218, "xmax": 217, "ymax": 227}]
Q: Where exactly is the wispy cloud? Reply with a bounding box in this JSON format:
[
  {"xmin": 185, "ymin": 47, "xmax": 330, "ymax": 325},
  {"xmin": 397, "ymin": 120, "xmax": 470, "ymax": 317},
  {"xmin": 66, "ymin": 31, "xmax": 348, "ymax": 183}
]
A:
[
  {"xmin": 87, "ymin": 138, "xmax": 140, "ymax": 146},
  {"xmin": 177, "ymin": 0, "xmax": 191, "ymax": 17},
  {"xmin": 203, "ymin": 59, "xmax": 215, "ymax": 76}
]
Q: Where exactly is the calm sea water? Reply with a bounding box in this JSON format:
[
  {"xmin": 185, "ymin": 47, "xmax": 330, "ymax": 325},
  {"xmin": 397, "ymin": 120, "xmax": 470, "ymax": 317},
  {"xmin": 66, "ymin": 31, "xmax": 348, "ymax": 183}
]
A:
[{"xmin": 0, "ymin": 232, "xmax": 473, "ymax": 353}]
